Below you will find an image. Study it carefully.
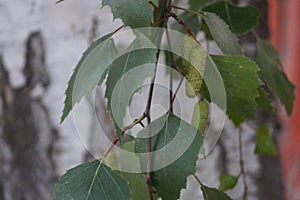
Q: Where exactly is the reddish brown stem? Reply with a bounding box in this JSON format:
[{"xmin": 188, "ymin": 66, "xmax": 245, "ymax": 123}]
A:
[
  {"xmin": 165, "ymin": 27, "xmax": 176, "ymax": 112},
  {"xmin": 238, "ymin": 127, "xmax": 248, "ymax": 199},
  {"xmin": 169, "ymin": 11, "xmax": 197, "ymax": 41},
  {"xmin": 168, "ymin": 77, "xmax": 184, "ymax": 111},
  {"xmin": 102, "ymin": 115, "xmax": 146, "ymax": 159}
]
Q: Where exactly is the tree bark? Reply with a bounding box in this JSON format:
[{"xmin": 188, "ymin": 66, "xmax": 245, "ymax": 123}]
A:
[{"xmin": 0, "ymin": 32, "xmax": 58, "ymax": 200}]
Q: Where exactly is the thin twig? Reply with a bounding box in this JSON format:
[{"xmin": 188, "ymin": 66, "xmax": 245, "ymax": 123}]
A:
[
  {"xmin": 103, "ymin": 136, "xmax": 119, "ymax": 159},
  {"xmin": 112, "ymin": 25, "xmax": 124, "ymax": 34},
  {"xmin": 168, "ymin": 76, "xmax": 184, "ymax": 111},
  {"xmin": 169, "ymin": 68, "xmax": 173, "ymax": 112},
  {"xmin": 238, "ymin": 127, "xmax": 248, "ymax": 199},
  {"xmin": 146, "ymin": 1, "xmax": 169, "ymax": 198},
  {"xmin": 123, "ymin": 115, "xmax": 146, "ymax": 133},
  {"xmin": 151, "ymin": 14, "xmax": 171, "ymax": 27},
  {"xmin": 102, "ymin": 115, "xmax": 146, "ymax": 158},
  {"xmin": 193, "ymin": 174, "xmax": 203, "ymax": 186},
  {"xmin": 171, "ymin": 5, "xmax": 201, "ymax": 16},
  {"xmin": 165, "ymin": 27, "xmax": 176, "ymax": 112},
  {"xmin": 169, "ymin": 10, "xmax": 197, "ymax": 40},
  {"xmin": 148, "ymin": 0, "xmax": 158, "ymax": 9},
  {"xmin": 144, "ymin": 50, "xmax": 160, "ymax": 117},
  {"xmin": 146, "ymin": 114, "xmax": 152, "ymax": 189},
  {"xmin": 144, "ymin": 49, "xmax": 160, "ymax": 188}
]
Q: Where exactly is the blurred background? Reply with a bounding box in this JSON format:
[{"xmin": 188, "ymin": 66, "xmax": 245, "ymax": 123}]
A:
[{"xmin": 0, "ymin": 0, "xmax": 299, "ymax": 199}]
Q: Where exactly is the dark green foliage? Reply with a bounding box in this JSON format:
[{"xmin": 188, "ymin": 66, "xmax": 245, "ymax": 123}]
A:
[
  {"xmin": 256, "ymin": 87, "xmax": 275, "ymax": 113},
  {"xmin": 256, "ymin": 38, "xmax": 295, "ymax": 115},
  {"xmin": 204, "ymin": 55, "xmax": 261, "ymax": 125},
  {"xmin": 189, "ymin": 0, "xmax": 209, "ymax": 10},
  {"xmin": 102, "ymin": 0, "xmax": 152, "ymax": 28},
  {"xmin": 219, "ymin": 174, "xmax": 239, "ymax": 191},
  {"xmin": 201, "ymin": 184, "xmax": 232, "ymax": 200},
  {"xmin": 55, "ymin": 160, "xmax": 130, "ymax": 200},
  {"xmin": 57, "ymin": 1, "xmax": 294, "ymax": 199},
  {"xmin": 203, "ymin": 1, "xmax": 260, "ymax": 34},
  {"xmin": 255, "ymin": 125, "xmax": 277, "ymax": 156},
  {"xmin": 135, "ymin": 113, "xmax": 202, "ymax": 200}
]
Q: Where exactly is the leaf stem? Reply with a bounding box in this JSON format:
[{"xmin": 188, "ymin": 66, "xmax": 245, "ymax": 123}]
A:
[
  {"xmin": 148, "ymin": 0, "xmax": 158, "ymax": 9},
  {"xmin": 169, "ymin": 10, "xmax": 197, "ymax": 41},
  {"xmin": 102, "ymin": 115, "xmax": 146, "ymax": 158},
  {"xmin": 165, "ymin": 27, "xmax": 176, "ymax": 112},
  {"xmin": 171, "ymin": 5, "xmax": 202, "ymax": 16},
  {"xmin": 112, "ymin": 25, "xmax": 125, "ymax": 35},
  {"xmin": 238, "ymin": 127, "xmax": 248, "ymax": 199},
  {"xmin": 193, "ymin": 174, "xmax": 204, "ymax": 186},
  {"xmin": 146, "ymin": 118, "xmax": 153, "ymax": 200},
  {"xmin": 169, "ymin": 68, "xmax": 173, "ymax": 112},
  {"xmin": 151, "ymin": 15, "xmax": 171, "ymax": 27},
  {"xmin": 168, "ymin": 76, "xmax": 184, "ymax": 111}
]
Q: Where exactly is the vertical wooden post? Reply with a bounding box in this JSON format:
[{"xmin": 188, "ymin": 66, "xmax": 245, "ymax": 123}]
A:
[{"xmin": 268, "ymin": 0, "xmax": 300, "ymax": 199}]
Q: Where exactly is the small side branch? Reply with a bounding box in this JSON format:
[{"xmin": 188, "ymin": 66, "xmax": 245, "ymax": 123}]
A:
[
  {"xmin": 151, "ymin": 15, "xmax": 171, "ymax": 27},
  {"xmin": 193, "ymin": 174, "xmax": 203, "ymax": 186},
  {"xmin": 168, "ymin": 76, "xmax": 184, "ymax": 111},
  {"xmin": 103, "ymin": 115, "xmax": 146, "ymax": 158},
  {"xmin": 165, "ymin": 27, "xmax": 176, "ymax": 112},
  {"xmin": 169, "ymin": 11, "xmax": 197, "ymax": 40},
  {"xmin": 238, "ymin": 127, "xmax": 248, "ymax": 199}
]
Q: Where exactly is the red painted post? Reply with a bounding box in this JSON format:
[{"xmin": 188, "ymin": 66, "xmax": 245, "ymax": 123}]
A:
[{"xmin": 268, "ymin": 0, "xmax": 300, "ymax": 199}]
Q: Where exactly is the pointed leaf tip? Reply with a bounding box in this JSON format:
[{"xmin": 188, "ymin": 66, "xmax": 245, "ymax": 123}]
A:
[{"xmin": 60, "ymin": 33, "xmax": 117, "ymax": 123}]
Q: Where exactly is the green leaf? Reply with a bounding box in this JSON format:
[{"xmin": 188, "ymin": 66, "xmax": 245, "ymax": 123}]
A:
[
  {"xmin": 201, "ymin": 185, "xmax": 232, "ymax": 200},
  {"xmin": 102, "ymin": 0, "xmax": 152, "ymax": 28},
  {"xmin": 256, "ymin": 38, "xmax": 295, "ymax": 115},
  {"xmin": 171, "ymin": 12, "xmax": 200, "ymax": 35},
  {"xmin": 61, "ymin": 33, "xmax": 118, "ymax": 123},
  {"xmin": 203, "ymin": 1, "xmax": 260, "ymax": 34},
  {"xmin": 105, "ymin": 36, "xmax": 157, "ymax": 141},
  {"xmin": 55, "ymin": 159, "xmax": 130, "ymax": 200},
  {"xmin": 135, "ymin": 112, "xmax": 203, "ymax": 200},
  {"xmin": 119, "ymin": 141, "xmax": 159, "ymax": 200},
  {"xmin": 123, "ymin": 173, "xmax": 157, "ymax": 200},
  {"xmin": 104, "ymin": 150, "xmax": 119, "ymax": 170},
  {"xmin": 202, "ymin": 12, "xmax": 242, "ymax": 55},
  {"xmin": 219, "ymin": 174, "xmax": 239, "ymax": 191},
  {"xmin": 181, "ymin": 35, "xmax": 207, "ymax": 97},
  {"xmin": 255, "ymin": 125, "xmax": 277, "ymax": 156},
  {"xmin": 256, "ymin": 87, "xmax": 275, "ymax": 113},
  {"xmin": 226, "ymin": 111, "xmax": 245, "ymax": 126},
  {"xmin": 202, "ymin": 20, "xmax": 214, "ymax": 41},
  {"xmin": 104, "ymin": 141, "xmax": 157, "ymax": 200},
  {"xmin": 189, "ymin": 0, "xmax": 209, "ymax": 10},
  {"xmin": 209, "ymin": 55, "xmax": 260, "ymax": 125},
  {"xmin": 192, "ymin": 99, "xmax": 209, "ymax": 135}
]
